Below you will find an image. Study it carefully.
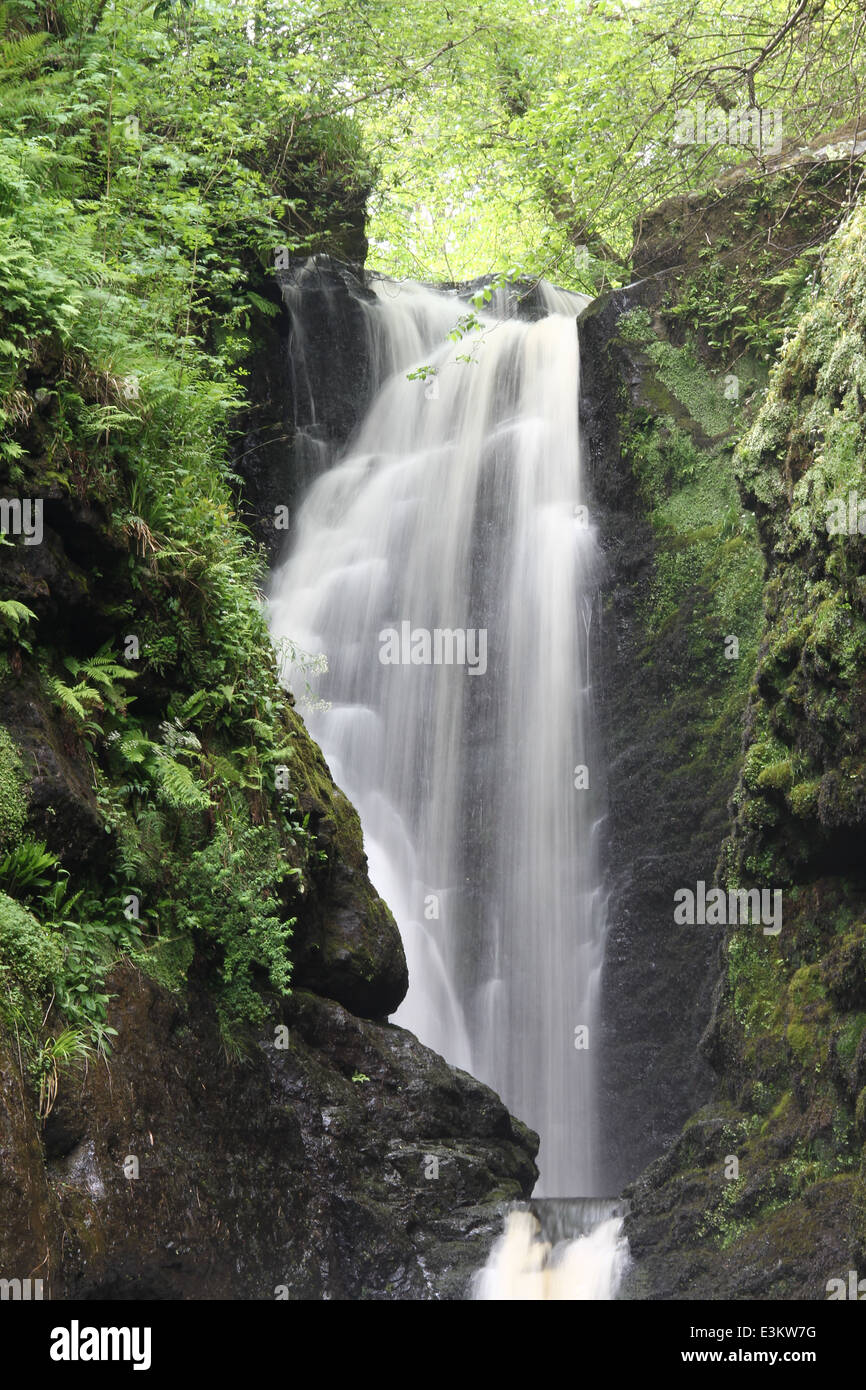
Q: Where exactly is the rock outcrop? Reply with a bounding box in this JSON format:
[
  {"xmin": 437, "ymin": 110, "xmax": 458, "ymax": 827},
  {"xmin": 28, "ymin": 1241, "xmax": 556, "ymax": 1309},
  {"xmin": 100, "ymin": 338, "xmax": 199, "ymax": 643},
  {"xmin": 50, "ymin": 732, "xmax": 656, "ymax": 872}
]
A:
[{"xmin": 3, "ymin": 966, "xmax": 536, "ymax": 1300}]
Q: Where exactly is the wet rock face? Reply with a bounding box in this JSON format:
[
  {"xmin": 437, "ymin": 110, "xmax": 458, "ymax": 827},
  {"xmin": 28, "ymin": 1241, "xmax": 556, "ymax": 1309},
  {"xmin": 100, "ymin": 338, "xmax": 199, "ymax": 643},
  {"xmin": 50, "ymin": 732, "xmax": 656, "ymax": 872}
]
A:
[
  {"xmin": 0, "ymin": 499, "xmax": 127, "ymax": 869},
  {"xmin": 233, "ymin": 258, "xmax": 378, "ymax": 567},
  {"xmin": 0, "ymin": 1032, "xmax": 64, "ymax": 1291},
  {"xmin": 578, "ymin": 283, "xmax": 723, "ymax": 1195},
  {"xmin": 2, "ymin": 669, "xmax": 108, "ymax": 870},
  {"xmin": 577, "ymin": 132, "xmax": 866, "ymax": 1201},
  {"xmin": 622, "ymin": 1127, "xmax": 862, "ymax": 1301},
  {"xmin": 5, "ymin": 968, "xmax": 537, "ymax": 1301}
]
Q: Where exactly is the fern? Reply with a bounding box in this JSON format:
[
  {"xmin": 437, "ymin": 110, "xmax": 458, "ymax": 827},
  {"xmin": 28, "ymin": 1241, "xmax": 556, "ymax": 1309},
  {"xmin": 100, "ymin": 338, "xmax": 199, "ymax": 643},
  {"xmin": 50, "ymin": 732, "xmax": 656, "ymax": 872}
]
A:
[
  {"xmin": 175, "ymin": 690, "xmax": 209, "ymax": 722},
  {"xmin": 64, "ymin": 645, "xmax": 138, "ymax": 687},
  {"xmin": 47, "ymin": 644, "xmax": 138, "ymax": 733},
  {"xmin": 0, "ymin": 597, "xmax": 35, "ymax": 632},
  {"xmin": 0, "ymin": 838, "xmax": 58, "ymax": 896},
  {"xmin": 245, "ymin": 291, "xmax": 280, "ymax": 318},
  {"xmin": 206, "ymin": 753, "xmax": 248, "ymax": 788},
  {"xmin": 264, "ymin": 743, "xmax": 296, "ymax": 763},
  {"xmin": 242, "ymin": 716, "xmax": 278, "ymax": 741}
]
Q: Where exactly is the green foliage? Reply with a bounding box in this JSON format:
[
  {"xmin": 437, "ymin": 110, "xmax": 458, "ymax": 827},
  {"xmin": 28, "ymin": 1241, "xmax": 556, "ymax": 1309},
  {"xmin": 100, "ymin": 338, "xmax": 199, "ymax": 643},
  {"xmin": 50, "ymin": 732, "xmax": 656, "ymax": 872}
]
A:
[
  {"xmin": 725, "ymin": 203, "xmax": 866, "ymax": 885},
  {"xmin": 30, "ymin": 1025, "xmax": 92, "ymax": 1119},
  {"xmin": 0, "ymin": 838, "xmax": 57, "ymax": 896},
  {"xmin": 0, "ymin": 837, "xmax": 138, "ymax": 1048},
  {"xmin": 622, "ymin": 332, "xmax": 765, "ymax": 691},
  {"xmin": 618, "ymin": 308, "xmax": 653, "ymax": 344},
  {"xmin": 645, "ymin": 340, "xmax": 737, "ymax": 440},
  {"xmin": 329, "ymin": 0, "xmax": 866, "ymax": 284},
  {"xmin": 0, "ymin": 1, "xmax": 338, "ymax": 1056},
  {"xmin": 0, "ymin": 0, "xmax": 860, "ymax": 316},
  {"xmin": 45, "ymin": 644, "xmax": 137, "ymax": 745},
  {"xmin": 666, "ymin": 239, "xmax": 824, "ymax": 362},
  {"xmin": 180, "ymin": 823, "xmax": 295, "ymax": 1024},
  {"xmin": 116, "ymin": 795, "xmax": 297, "ymax": 1026}
]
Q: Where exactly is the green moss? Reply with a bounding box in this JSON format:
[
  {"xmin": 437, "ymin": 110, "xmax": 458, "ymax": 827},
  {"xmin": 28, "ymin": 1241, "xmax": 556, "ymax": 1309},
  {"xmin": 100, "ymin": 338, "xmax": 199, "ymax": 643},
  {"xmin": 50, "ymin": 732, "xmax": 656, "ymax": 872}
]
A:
[
  {"xmin": 763, "ymin": 1089, "xmax": 794, "ymax": 1132},
  {"xmin": 646, "ymin": 338, "xmax": 738, "ymax": 439},
  {"xmin": 788, "ymin": 779, "xmax": 821, "ymax": 817},
  {"xmin": 836, "ymin": 1012, "xmax": 866, "ymax": 1067},
  {"xmin": 0, "ymin": 727, "xmax": 27, "ymax": 850},
  {"xmin": 131, "ymin": 933, "xmax": 196, "ymax": 994},
  {"xmin": 820, "ymin": 923, "xmax": 866, "ymax": 1011},
  {"xmin": 757, "ymin": 759, "xmax": 793, "ymax": 792},
  {"xmin": 742, "ymin": 732, "xmax": 791, "ymax": 792},
  {"xmin": 784, "ymin": 966, "xmax": 831, "ymax": 1069},
  {"xmin": 618, "ymin": 189, "xmax": 866, "ymax": 1297},
  {"xmin": 728, "ymin": 933, "xmax": 785, "ymax": 1035},
  {"xmin": 788, "ymin": 963, "xmax": 826, "ymax": 1009},
  {"xmin": 0, "ymin": 889, "xmax": 63, "ymax": 1018},
  {"xmin": 618, "ymin": 319, "xmax": 765, "ymax": 730}
]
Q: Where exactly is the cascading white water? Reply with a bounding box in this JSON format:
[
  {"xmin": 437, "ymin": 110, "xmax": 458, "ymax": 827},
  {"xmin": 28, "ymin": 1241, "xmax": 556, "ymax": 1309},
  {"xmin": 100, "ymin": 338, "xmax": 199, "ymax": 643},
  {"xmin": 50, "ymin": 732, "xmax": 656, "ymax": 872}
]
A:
[
  {"xmin": 268, "ymin": 271, "xmax": 609, "ymax": 1205},
  {"xmin": 473, "ymin": 1200, "xmax": 630, "ymax": 1300}
]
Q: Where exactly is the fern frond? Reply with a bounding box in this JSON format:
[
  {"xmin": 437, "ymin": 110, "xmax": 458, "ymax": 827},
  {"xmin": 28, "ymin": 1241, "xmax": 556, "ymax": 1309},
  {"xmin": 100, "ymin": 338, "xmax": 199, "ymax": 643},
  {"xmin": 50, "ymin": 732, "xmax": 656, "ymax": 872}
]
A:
[
  {"xmin": 0, "ymin": 31, "xmax": 49, "ymax": 85},
  {"xmin": 48, "ymin": 677, "xmax": 92, "ymax": 722},
  {"xmin": 207, "ymin": 754, "xmax": 248, "ymax": 787},
  {"xmin": 118, "ymin": 730, "xmax": 158, "ymax": 764},
  {"xmin": 156, "ymin": 756, "xmax": 211, "ymax": 810},
  {"xmin": 0, "ymin": 597, "xmax": 36, "ymax": 629}
]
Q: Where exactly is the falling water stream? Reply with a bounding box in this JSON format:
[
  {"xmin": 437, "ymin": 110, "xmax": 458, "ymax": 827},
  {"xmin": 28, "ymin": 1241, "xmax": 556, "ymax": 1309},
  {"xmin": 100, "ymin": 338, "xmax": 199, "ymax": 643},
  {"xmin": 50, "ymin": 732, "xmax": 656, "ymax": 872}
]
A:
[
  {"xmin": 473, "ymin": 1200, "xmax": 630, "ymax": 1300},
  {"xmin": 268, "ymin": 263, "xmax": 627, "ymax": 1296}
]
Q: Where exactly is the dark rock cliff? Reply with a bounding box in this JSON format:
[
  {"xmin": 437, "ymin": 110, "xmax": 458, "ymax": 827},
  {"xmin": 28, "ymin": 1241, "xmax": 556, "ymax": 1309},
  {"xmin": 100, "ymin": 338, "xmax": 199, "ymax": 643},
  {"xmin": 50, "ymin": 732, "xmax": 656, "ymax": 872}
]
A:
[{"xmin": 580, "ymin": 122, "xmax": 865, "ymax": 1193}]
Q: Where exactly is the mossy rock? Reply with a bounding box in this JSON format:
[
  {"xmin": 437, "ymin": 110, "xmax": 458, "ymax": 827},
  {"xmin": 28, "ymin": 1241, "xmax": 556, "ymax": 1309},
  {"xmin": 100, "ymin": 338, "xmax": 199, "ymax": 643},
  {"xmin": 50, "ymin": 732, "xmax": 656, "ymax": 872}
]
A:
[
  {"xmin": 284, "ymin": 707, "xmax": 408, "ymax": 1019},
  {"xmin": 0, "ymin": 727, "xmax": 27, "ymax": 851},
  {"xmin": 820, "ymin": 924, "xmax": 866, "ymax": 1011}
]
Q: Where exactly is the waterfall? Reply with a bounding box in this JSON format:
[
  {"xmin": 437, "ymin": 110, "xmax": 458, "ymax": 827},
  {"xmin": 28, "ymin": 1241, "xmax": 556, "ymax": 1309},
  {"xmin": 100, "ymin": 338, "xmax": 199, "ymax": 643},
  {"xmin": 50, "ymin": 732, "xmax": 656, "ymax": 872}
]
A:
[{"xmin": 268, "ymin": 268, "xmax": 610, "ymax": 1207}]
